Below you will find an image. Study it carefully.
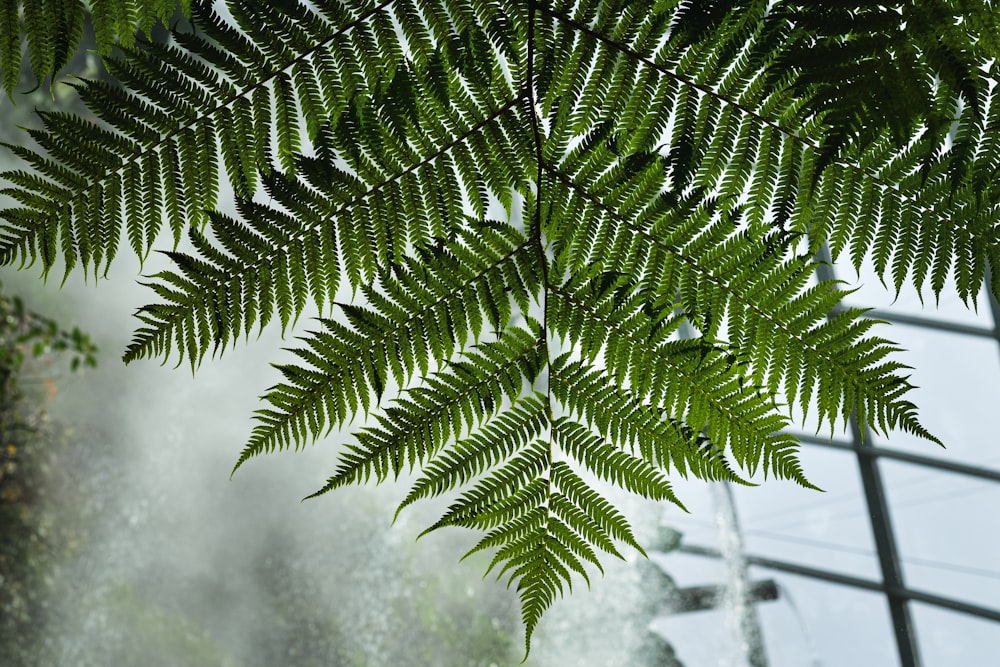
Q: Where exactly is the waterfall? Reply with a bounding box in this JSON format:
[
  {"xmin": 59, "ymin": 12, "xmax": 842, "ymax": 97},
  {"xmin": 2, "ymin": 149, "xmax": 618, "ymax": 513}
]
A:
[{"xmin": 709, "ymin": 481, "xmax": 768, "ymax": 667}]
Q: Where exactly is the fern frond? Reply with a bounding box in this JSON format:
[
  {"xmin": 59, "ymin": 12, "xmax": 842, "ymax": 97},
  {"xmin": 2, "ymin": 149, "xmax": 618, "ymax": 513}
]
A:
[
  {"xmin": 5, "ymin": 0, "xmax": 995, "ymax": 653},
  {"xmin": 543, "ymin": 0, "xmax": 1000, "ymax": 309},
  {"xmin": 417, "ymin": 427, "xmax": 656, "ymax": 653},
  {"xmin": 544, "ymin": 132, "xmax": 932, "ymax": 449},
  {"xmin": 0, "ymin": 1, "xmax": 189, "ymax": 96},
  {"xmin": 396, "ymin": 393, "xmax": 548, "ymax": 518},
  {"xmin": 305, "ymin": 323, "xmax": 545, "ymax": 497},
  {"xmin": 770, "ymin": 1, "xmax": 987, "ymax": 162},
  {"xmin": 231, "ymin": 222, "xmax": 538, "ymax": 470},
  {"xmin": 551, "ymin": 354, "xmax": 778, "ymax": 485},
  {"xmin": 0, "ymin": 2, "xmax": 22, "ymax": 94},
  {"xmin": 552, "ymin": 417, "xmax": 684, "ymax": 505},
  {"xmin": 812, "ymin": 98, "xmax": 1000, "ymax": 305},
  {"xmin": 3, "ymin": 0, "xmax": 513, "ymax": 276},
  {"xmin": 121, "ymin": 28, "xmax": 529, "ymax": 366}
]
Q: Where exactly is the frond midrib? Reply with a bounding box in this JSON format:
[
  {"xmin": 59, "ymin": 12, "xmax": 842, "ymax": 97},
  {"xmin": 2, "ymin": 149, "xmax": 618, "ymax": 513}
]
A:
[
  {"xmin": 546, "ymin": 4, "xmax": 987, "ymax": 247},
  {"xmin": 551, "ymin": 285, "xmax": 778, "ymax": 442},
  {"xmin": 233, "ymin": 238, "xmax": 534, "ymax": 469},
  {"xmin": 122, "ymin": 97, "xmax": 523, "ymax": 365},
  {"xmin": 545, "ymin": 165, "xmax": 908, "ymax": 426}
]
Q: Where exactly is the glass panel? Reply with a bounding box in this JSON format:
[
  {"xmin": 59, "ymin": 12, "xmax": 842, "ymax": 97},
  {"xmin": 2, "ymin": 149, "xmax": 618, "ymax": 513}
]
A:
[
  {"xmin": 752, "ymin": 567, "xmax": 899, "ymax": 666},
  {"xmin": 658, "ymin": 476, "xmax": 724, "ymax": 550},
  {"xmin": 730, "ymin": 447, "xmax": 880, "ymax": 578},
  {"xmin": 912, "ymin": 603, "xmax": 1000, "ymax": 666},
  {"xmin": 882, "ymin": 461, "xmax": 1000, "ymax": 610},
  {"xmin": 650, "ymin": 606, "xmax": 734, "ymax": 665},
  {"xmin": 651, "ymin": 561, "xmax": 899, "ymax": 665},
  {"xmin": 869, "ymin": 324, "xmax": 1000, "ymax": 472},
  {"xmin": 648, "ymin": 551, "xmax": 757, "ymax": 666},
  {"xmin": 834, "ymin": 255, "xmax": 992, "ymax": 327}
]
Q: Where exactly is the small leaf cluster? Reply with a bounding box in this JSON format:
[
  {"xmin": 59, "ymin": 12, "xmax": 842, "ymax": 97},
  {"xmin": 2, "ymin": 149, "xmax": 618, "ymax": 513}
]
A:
[{"xmin": 0, "ymin": 283, "xmax": 97, "ymax": 388}]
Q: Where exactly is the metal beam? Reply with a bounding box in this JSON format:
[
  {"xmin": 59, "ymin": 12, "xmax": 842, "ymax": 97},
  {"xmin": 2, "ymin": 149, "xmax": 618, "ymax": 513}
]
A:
[
  {"xmin": 863, "ymin": 309, "xmax": 995, "ymax": 338},
  {"xmin": 675, "ymin": 544, "xmax": 1000, "ymax": 623},
  {"xmin": 794, "ymin": 433, "xmax": 1000, "ymax": 483},
  {"xmin": 817, "ymin": 250, "xmax": 922, "ymax": 666},
  {"xmin": 661, "ymin": 580, "xmax": 780, "ymax": 614}
]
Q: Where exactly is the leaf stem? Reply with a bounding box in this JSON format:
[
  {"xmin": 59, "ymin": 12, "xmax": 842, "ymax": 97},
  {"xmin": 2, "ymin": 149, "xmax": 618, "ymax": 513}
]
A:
[
  {"xmin": 525, "ymin": 9, "xmax": 556, "ymax": 653},
  {"xmin": 526, "ymin": 0, "xmax": 553, "ymax": 433}
]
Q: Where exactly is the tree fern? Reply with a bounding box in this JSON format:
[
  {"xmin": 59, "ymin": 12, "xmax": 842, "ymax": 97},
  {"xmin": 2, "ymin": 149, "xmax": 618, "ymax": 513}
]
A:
[{"xmin": 2, "ymin": 0, "xmax": 998, "ymax": 652}]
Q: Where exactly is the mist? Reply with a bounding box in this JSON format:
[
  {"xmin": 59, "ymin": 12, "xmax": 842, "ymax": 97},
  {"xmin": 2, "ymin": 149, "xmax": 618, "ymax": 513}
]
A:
[{"xmin": 0, "ymin": 212, "xmax": 681, "ymax": 665}]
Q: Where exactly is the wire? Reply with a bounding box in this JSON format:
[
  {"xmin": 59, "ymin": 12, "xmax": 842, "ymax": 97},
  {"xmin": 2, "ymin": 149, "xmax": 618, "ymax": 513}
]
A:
[
  {"xmin": 762, "ymin": 481, "xmax": 994, "ymax": 534},
  {"xmin": 666, "ymin": 515, "xmax": 1000, "ymax": 582},
  {"xmin": 737, "ymin": 450, "xmax": 1000, "ymax": 531}
]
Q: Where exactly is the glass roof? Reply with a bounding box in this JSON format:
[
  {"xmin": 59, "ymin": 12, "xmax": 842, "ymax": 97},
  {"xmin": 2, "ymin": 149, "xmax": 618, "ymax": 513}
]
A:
[{"xmin": 652, "ymin": 254, "xmax": 1000, "ymax": 666}]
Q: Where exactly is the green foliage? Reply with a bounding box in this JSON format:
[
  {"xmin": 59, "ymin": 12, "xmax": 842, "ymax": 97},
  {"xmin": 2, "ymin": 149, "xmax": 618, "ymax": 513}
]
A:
[
  {"xmin": 88, "ymin": 584, "xmax": 241, "ymax": 667},
  {"xmin": 2, "ymin": 0, "xmax": 999, "ymax": 652},
  {"xmin": 0, "ymin": 286, "xmax": 95, "ymax": 666},
  {"xmin": 0, "ymin": 0, "xmax": 189, "ymax": 95},
  {"xmin": 0, "ymin": 283, "xmax": 97, "ymax": 383}
]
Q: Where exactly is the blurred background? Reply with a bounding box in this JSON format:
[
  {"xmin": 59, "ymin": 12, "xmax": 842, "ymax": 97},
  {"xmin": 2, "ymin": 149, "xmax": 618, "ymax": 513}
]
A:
[{"xmin": 1, "ymin": 15, "xmax": 998, "ymax": 667}]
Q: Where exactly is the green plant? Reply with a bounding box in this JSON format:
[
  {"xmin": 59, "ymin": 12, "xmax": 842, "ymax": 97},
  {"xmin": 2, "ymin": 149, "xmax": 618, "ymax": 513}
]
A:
[
  {"xmin": 0, "ymin": 286, "xmax": 96, "ymax": 378},
  {"xmin": 0, "ymin": 0, "xmax": 188, "ymax": 94},
  {"xmin": 0, "ymin": 283, "xmax": 96, "ymax": 666},
  {"xmin": 2, "ymin": 0, "xmax": 998, "ymax": 652}
]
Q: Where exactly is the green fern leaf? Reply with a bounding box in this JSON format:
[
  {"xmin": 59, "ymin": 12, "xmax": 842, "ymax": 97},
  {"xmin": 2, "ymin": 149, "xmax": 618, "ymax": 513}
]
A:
[{"xmin": 5, "ymin": 0, "xmax": 996, "ymax": 652}]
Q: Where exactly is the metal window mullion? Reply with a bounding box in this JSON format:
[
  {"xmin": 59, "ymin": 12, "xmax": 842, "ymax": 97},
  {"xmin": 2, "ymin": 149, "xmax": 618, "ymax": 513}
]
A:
[
  {"xmin": 850, "ymin": 418, "xmax": 922, "ymax": 667},
  {"xmin": 674, "ymin": 543, "xmax": 1000, "ymax": 623},
  {"xmin": 795, "ymin": 433, "xmax": 1000, "ymax": 483},
  {"xmin": 863, "ymin": 309, "xmax": 995, "ymax": 338},
  {"xmin": 816, "ymin": 249, "xmax": 921, "ymax": 667}
]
